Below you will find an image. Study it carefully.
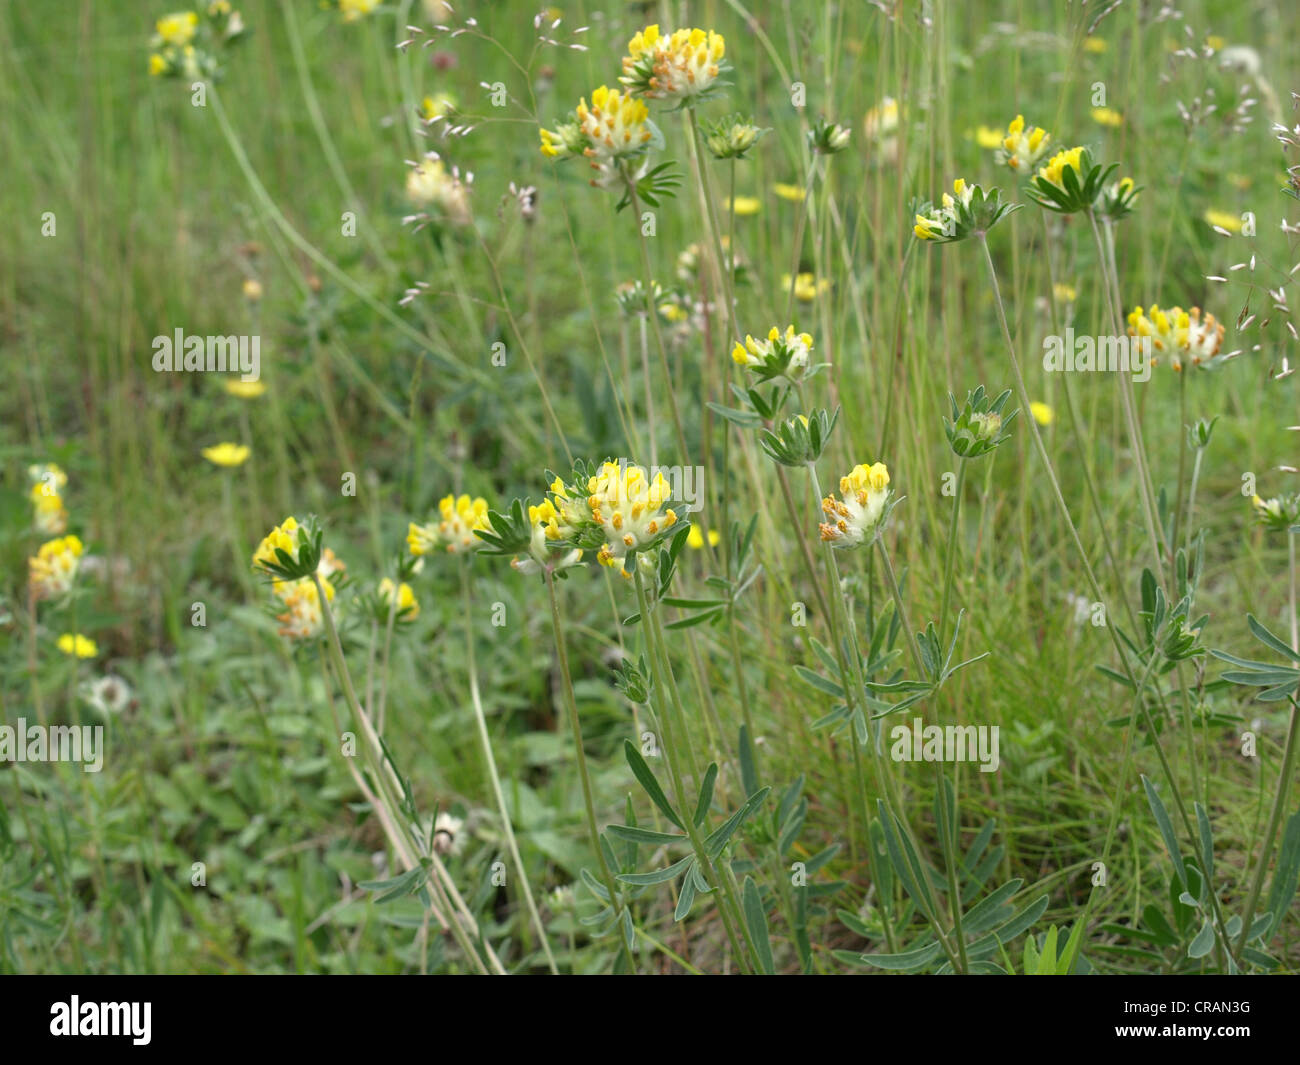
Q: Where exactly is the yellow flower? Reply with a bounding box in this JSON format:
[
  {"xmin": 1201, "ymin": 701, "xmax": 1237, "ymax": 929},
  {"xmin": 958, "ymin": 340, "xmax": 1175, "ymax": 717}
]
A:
[
  {"xmin": 773, "ymin": 182, "xmax": 807, "ymax": 202},
  {"xmin": 1036, "ymin": 146, "xmax": 1085, "ymax": 191},
  {"xmin": 224, "ymin": 379, "xmax": 266, "ymax": 398},
  {"xmin": 275, "ymin": 577, "xmax": 333, "ymax": 640},
  {"xmin": 33, "ymin": 492, "xmax": 68, "ymax": 535},
  {"xmin": 686, "ymin": 526, "xmax": 720, "ymax": 549},
  {"xmin": 253, "ymin": 516, "xmax": 303, "ymax": 573},
  {"xmin": 1053, "ymin": 282, "xmax": 1077, "ymax": 303},
  {"xmin": 781, "ymin": 272, "xmax": 830, "ymax": 302},
  {"xmin": 156, "ymin": 11, "xmax": 198, "ymax": 47},
  {"xmin": 576, "ymin": 85, "xmax": 652, "ymax": 161},
  {"xmin": 999, "ymin": 114, "xmax": 1051, "ymax": 174},
  {"xmin": 57, "ymin": 633, "xmax": 98, "ymax": 659},
  {"xmin": 973, "ymin": 125, "xmax": 1004, "ymax": 149},
  {"xmin": 621, "ymin": 25, "xmax": 726, "ymax": 102},
  {"xmin": 421, "ymin": 92, "xmax": 456, "ymax": 121},
  {"xmin": 406, "ymin": 156, "xmax": 471, "ymax": 224},
  {"xmin": 202, "ymin": 442, "xmax": 251, "ymax": 467},
  {"xmin": 30, "ymin": 535, "xmax": 84, "ymax": 600},
  {"xmin": 1091, "ymin": 106, "xmax": 1123, "ymax": 127},
  {"xmin": 149, "ymin": 53, "xmax": 169, "ymax": 76},
  {"xmin": 339, "ymin": 0, "xmax": 379, "ymax": 22},
  {"xmin": 727, "ymin": 195, "xmax": 761, "ymax": 215},
  {"xmin": 1203, "ymin": 208, "xmax": 1243, "ymax": 233},
  {"xmin": 1206, "ymin": 34, "xmax": 1226, "ymax": 50},
  {"xmin": 437, "ymin": 494, "xmax": 491, "ymax": 553},
  {"xmin": 1126, "ymin": 303, "xmax": 1225, "ymax": 371},
  {"xmin": 1030, "ymin": 401, "xmax": 1054, "ymax": 426},
  {"xmin": 378, "ymin": 578, "xmax": 420, "ymax": 620},
  {"xmin": 242, "ymin": 278, "xmax": 263, "ymax": 301},
  {"xmin": 28, "ymin": 463, "xmax": 68, "ymax": 494},
  {"xmin": 819, "ymin": 463, "xmax": 892, "ymax": 549},
  {"xmin": 586, "ymin": 461, "xmax": 678, "ymax": 576},
  {"xmin": 1082, "ymin": 36, "xmax": 1108, "ymax": 53},
  {"xmin": 732, "ymin": 325, "xmax": 815, "ymax": 381},
  {"xmin": 864, "ymin": 97, "xmax": 900, "ymax": 140}
]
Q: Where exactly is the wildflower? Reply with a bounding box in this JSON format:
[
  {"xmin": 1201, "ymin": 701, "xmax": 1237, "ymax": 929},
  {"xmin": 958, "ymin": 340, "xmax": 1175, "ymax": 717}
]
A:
[
  {"xmin": 224, "ymin": 379, "xmax": 266, "ymax": 398},
  {"xmin": 432, "ymin": 811, "xmax": 464, "ymax": 856},
  {"xmin": 538, "ymin": 121, "xmax": 588, "ymax": 161},
  {"xmin": 421, "ymin": 92, "xmax": 456, "ymax": 122},
  {"xmin": 242, "ymin": 278, "xmax": 262, "ymax": 301},
  {"xmin": 1030, "ymin": 401, "xmax": 1054, "ymax": 426},
  {"xmin": 274, "ymin": 577, "xmax": 334, "ymax": 640},
  {"xmin": 584, "ymin": 462, "xmax": 678, "ymax": 576},
  {"xmin": 732, "ymin": 325, "xmax": 818, "ymax": 384},
  {"xmin": 509, "ymin": 496, "xmax": 584, "ymax": 577},
  {"xmin": 83, "ymin": 675, "xmax": 134, "ymax": 716},
  {"xmin": 33, "ymin": 492, "xmax": 68, "ymax": 535},
  {"xmin": 704, "ymin": 114, "xmax": 767, "ymax": 159},
  {"xmin": 944, "ymin": 387, "xmax": 1018, "ymax": 459},
  {"xmin": 686, "ymin": 526, "xmax": 720, "ymax": 549},
  {"xmin": 1252, "ymin": 493, "xmax": 1300, "ymax": 532},
  {"xmin": 819, "ymin": 463, "xmax": 895, "ymax": 549},
  {"xmin": 1083, "ymin": 36, "xmax": 1108, "ymax": 53},
  {"xmin": 253, "ymin": 515, "xmax": 322, "ymax": 581},
  {"xmin": 338, "ymin": 0, "xmax": 379, "ymax": 22},
  {"xmin": 28, "ymin": 463, "xmax": 68, "ymax": 495},
  {"xmin": 405, "ymin": 155, "xmax": 471, "ymax": 226},
  {"xmin": 727, "ymin": 195, "xmax": 761, "ymax": 215},
  {"xmin": 996, "ymin": 114, "xmax": 1051, "ymax": 174},
  {"xmin": 974, "ymin": 125, "xmax": 1004, "ymax": 149},
  {"xmin": 864, "ymin": 97, "xmax": 900, "ymax": 140},
  {"xmin": 576, "ymin": 86, "xmax": 654, "ymax": 175},
  {"xmin": 914, "ymin": 178, "xmax": 1018, "ymax": 243},
  {"xmin": 808, "ymin": 117, "xmax": 851, "ymax": 155},
  {"xmin": 1203, "ymin": 208, "xmax": 1243, "ymax": 233},
  {"xmin": 156, "ymin": 11, "xmax": 198, "ymax": 47},
  {"xmin": 761, "ymin": 409, "xmax": 838, "ymax": 466},
  {"xmin": 1126, "ymin": 303, "xmax": 1227, "ymax": 371},
  {"xmin": 440, "ymin": 494, "xmax": 490, "ymax": 554},
  {"xmin": 29, "ymin": 535, "xmax": 84, "ymax": 600},
  {"xmin": 1091, "ymin": 106, "xmax": 1123, "ymax": 127},
  {"xmin": 377, "ymin": 578, "xmax": 420, "ymax": 621},
  {"xmin": 781, "ymin": 272, "xmax": 830, "ymax": 302},
  {"xmin": 1097, "ymin": 175, "xmax": 1141, "ymax": 221},
  {"xmin": 201, "ymin": 442, "xmax": 250, "ymax": 467},
  {"xmin": 1027, "ymin": 146, "xmax": 1118, "ymax": 214},
  {"xmin": 1053, "ymin": 282, "xmax": 1078, "ymax": 303},
  {"xmin": 620, "ymin": 25, "xmax": 728, "ymax": 104},
  {"xmin": 773, "ymin": 182, "xmax": 807, "ymax": 202},
  {"xmin": 57, "ymin": 633, "xmax": 98, "ymax": 659}
]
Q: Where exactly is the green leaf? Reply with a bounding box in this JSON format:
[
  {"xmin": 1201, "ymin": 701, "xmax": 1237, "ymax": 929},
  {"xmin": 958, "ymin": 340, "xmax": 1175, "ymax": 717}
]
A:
[
  {"xmin": 623, "ymin": 740, "xmax": 684, "ymax": 830},
  {"xmin": 694, "ymin": 764, "xmax": 719, "ymax": 828},
  {"xmin": 1187, "ymin": 917, "xmax": 1215, "ymax": 959},
  {"xmin": 743, "ymin": 877, "xmax": 775, "ymax": 974},
  {"xmin": 616, "ymin": 853, "xmax": 694, "ymax": 886},
  {"xmin": 1142, "ymin": 775, "xmax": 1187, "ymax": 889},
  {"xmin": 1265, "ymin": 809, "xmax": 1300, "ymax": 938},
  {"xmin": 794, "ymin": 665, "xmax": 845, "ymax": 698},
  {"xmin": 605, "ymin": 824, "xmax": 688, "ymax": 845},
  {"xmin": 840, "ymin": 941, "xmax": 942, "ymax": 971}
]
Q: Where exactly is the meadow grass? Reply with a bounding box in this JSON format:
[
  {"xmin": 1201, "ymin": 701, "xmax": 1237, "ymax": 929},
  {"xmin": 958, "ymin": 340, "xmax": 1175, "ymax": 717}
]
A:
[{"xmin": 2, "ymin": 0, "xmax": 1299, "ymax": 974}]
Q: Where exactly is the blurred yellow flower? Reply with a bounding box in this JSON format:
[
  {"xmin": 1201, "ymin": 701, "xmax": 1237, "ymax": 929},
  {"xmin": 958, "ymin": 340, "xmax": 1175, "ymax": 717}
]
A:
[
  {"xmin": 421, "ymin": 93, "xmax": 456, "ymax": 121},
  {"xmin": 224, "ymin": 379, "xmax": 266, "ymax": 398},
  {"xmin": 156, "ymin": 11, "xmax": 198, "ymax": 46},
  {"xmin": 1030, "ymin": 401, "xmax": 1054, "ymax": 427},
  {"xmin": 57, "ymin": 633, "xmax": 98, "ymax": 659},
  {"xmin": 1203, "ymin": 208, "xmax": 1243, "ymax": 233},
  {"xmin": 1091, "ymin": 106, "xmax": 1122, "ymax": 127},
  {"xmin": 781, "ymin": 272, "xmax": 830, "ymax": 302},
  {"xmin": 1053, "ymin": 282, "xmax": 1077, "ymax": 303},
  {"xmin": 728, "ymin": 195, "xmax": 761, "ymax": 215},
  {"xmin": 339, "ymin": 0, "xmax": 379, "ymax": 22},
  {"xmin": 974, "ymin": 125, "xmax": 1004, "ymax": 149},
  {"xmin": 378, "ymin": 578, "xmax": 420, "ymax": 620},
  {"xmin": 30, "ymin": 535, "xmax": 84, "ymax": 600},
  {"xmin": 1082, "ymin": 36, "xmax": 1107, "ymax": 53},
  {"xmin": 242, "ymin": 278, "xmax": 263, "ymax": 301},
  {"xmin": 202, "ymin": 442, "xmax": 251, "ymax": 467},
  {"xmin": 773, "ymin": 182, "xmax": 807, "ymax": 202},
  {"xmin": 686, "ymin": 526, "xmax": 720, "ymax": 549}
]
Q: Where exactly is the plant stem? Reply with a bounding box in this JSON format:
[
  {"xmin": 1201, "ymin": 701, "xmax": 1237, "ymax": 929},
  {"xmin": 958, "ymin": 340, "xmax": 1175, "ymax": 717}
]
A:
[{"xmin": 939, "ymin": 459, "xmax": 968, "ymax": 645}]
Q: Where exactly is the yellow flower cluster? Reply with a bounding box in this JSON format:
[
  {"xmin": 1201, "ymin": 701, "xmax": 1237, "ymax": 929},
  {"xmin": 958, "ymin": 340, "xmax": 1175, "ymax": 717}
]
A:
[
  {"xmin": 378, "ymin": 578, "xmax": 420, "ymax": 621},
  {"xmin": 578, "ymin": 85, "xmax": 652, "ymax": 161},
  {"xmin": 1126, "ymin": 304, "xmax": 1226, "ymax": 371},
  {"xmin": 622, "ymin": 25, "xmax": 726, "ymax": 101},
  {"xmin": 732, "ymin": 325, "xmax": 815, "ymax": 377},
  {"xmin": 408, "ymin": 495, "xmax": 492, "ymax": 556},
  {"xmin": 30, "ymin": 535, "xmax": 84, "ymax": 601},
  {"xmin": 202, "ymin": 442, "xmax": 250, "ymax": 467},
  {"xmin": 819, "ymin": 463, "xmax": 892, "ymax": 549},
  {"xmin": 274, "ymin": 577, "xmax": 334, "ymax": 640},
  {"xmin": 406, "ymin": 156, "xmax": 471, "ymax": 226},
  {"xmin": 58, "ymin": 633, "xmax": 98, "ymax": 659},
  {"xmin": 1037, "ymin": 146, "xmax": 1086, "ymax": 192},
  {"xmin": 997, "ymin": 114, "xmax": 1050, "ymax": 173},
  {"xmin": 28, "ymin": 463, "xmax": 69, "ymax": 535},
  {"xmin": 253, "ymin": 516, "xmax": 305, "ymax": 573},
  {"xmin": 586, "ymin": 462, "xmax": 678, "ymax": 576},
  {"xmin": 913, "ymin": 177, "xmax": 974, "ymax": 240}
]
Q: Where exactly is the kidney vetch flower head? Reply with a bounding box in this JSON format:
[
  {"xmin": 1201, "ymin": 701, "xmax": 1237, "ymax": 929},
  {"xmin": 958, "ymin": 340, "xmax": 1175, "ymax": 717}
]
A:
[
  {"xmin": 582, "ymin": 461, "xmax": 679, "ymax": 577},
  {"xmin": 944, "ymin": 386, "xmax": 1018, "ymax": 459},
  {"xmin": 1251, "ymin": 492, "xmax": 1300, "ymax": 532},
  {"xmin": 620, "ymin": 25, "xmax": 729, "ymax": 104},
  {"xmin": 732, "ymin": 325, "xmax": 821, "ymax": 384},
  {"xmin": 914, "ymin": 178, "xmax": 1019, "ymax": 244},
  {"xmin": 252, "ymin": 515, "xmax": 324, "ymax": 582},
  {"xmin": 273, "ymin": 577, "xmax": 335, "ymax": 640},
  {"xmin": 820, "ymin": 463, "xmax": 897, "ymax": 549},
  {"xmin": 404, "ymin": 153, "xmax": 472, "ymax": 228},
  {"xmin": 29, "ymin": 535, "xmax": 85, "ymax": 601},
  {"xmin": 1026, "ymin": 146, "xmax": 1123, "ymax": 215},
  {"xmin": 995, "ymin": 114, "xmax": 1051, "ymax": 174},
  {"xmin": 1126, "ymin": 303, "xmax": 1228, "ymax": 371},
  {"xmin": 147, "ymin": 4, "xmax": 246, "ymax": 80},
  {"xmin": 408, "ymin": 494, "xmax": 492, "ymax": 557}
]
